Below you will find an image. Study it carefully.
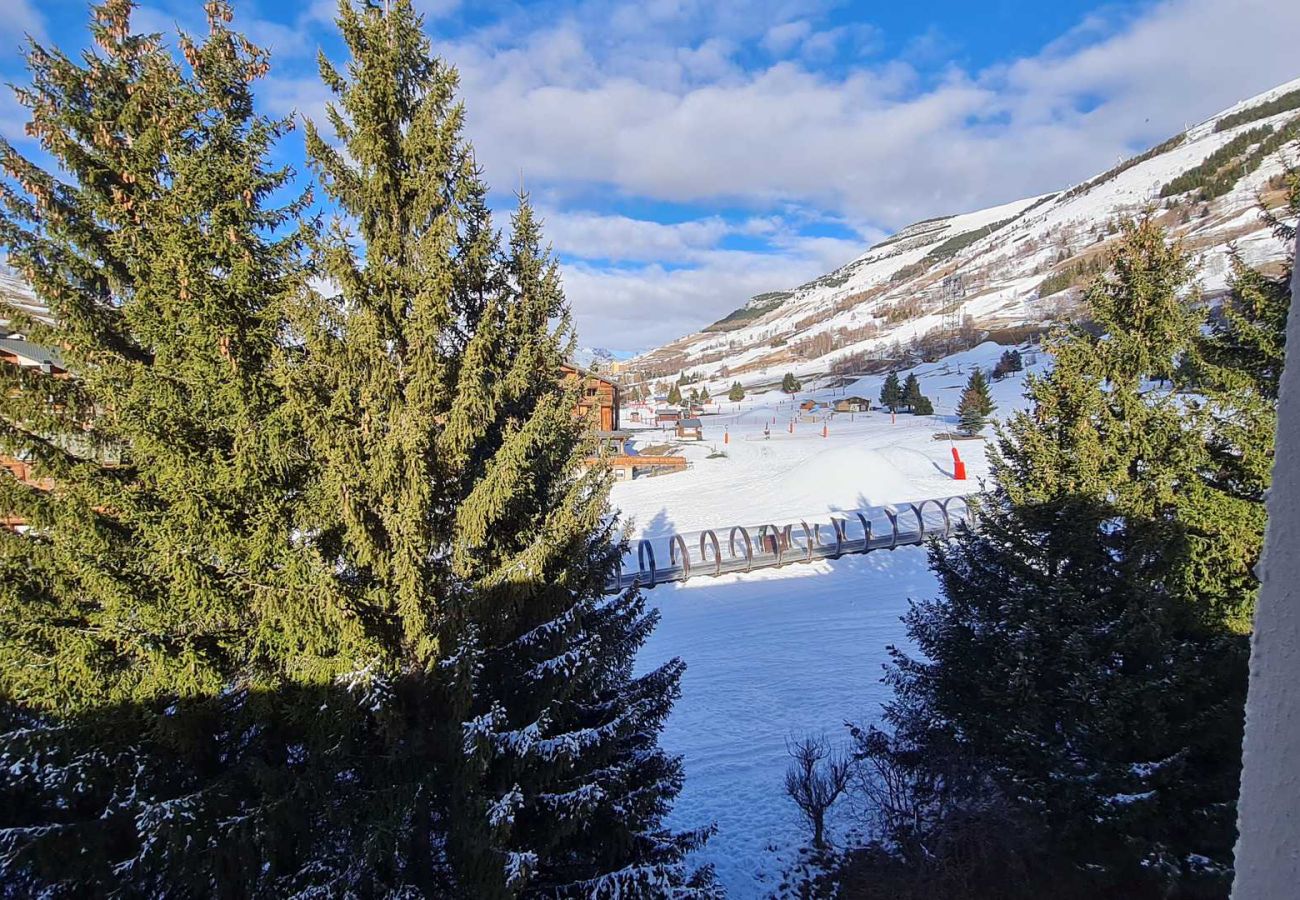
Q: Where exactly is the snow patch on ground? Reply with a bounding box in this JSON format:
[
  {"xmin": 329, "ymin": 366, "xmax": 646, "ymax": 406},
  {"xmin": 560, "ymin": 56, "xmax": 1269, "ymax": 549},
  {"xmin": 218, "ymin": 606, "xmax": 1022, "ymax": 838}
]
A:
[{"xmin": 623, "ymin": 343, "xmax": 1041, "ymax": 895}]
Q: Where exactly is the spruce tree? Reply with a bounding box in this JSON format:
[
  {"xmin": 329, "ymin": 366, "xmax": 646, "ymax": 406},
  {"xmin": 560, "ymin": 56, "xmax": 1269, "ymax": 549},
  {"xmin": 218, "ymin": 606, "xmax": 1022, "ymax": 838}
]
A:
[
  {"xmin": 667, "ymin": 383, "xmax": 682, "ymax": 405},
  {"xmin": 911, "ymin": 395, "xmax": 933, "ymax": 416},
  {"xmin": 689, "ymin": 387, "xmax": 700, "ymax": 404},
  {"xmin": 782, "ymin": 371, "xmax": 801, "ymax": 393},
  {"xmin": 291, "ymin": 2, "xmax": 710, "ymax": 894},
  {"xmin": 879, "ymin": 371, "xmax": 902, "ymax": 411},
  {"xmin": 955, "ymin": 368, "xmax": 995, "ymax": 434},
  {"xmin": 728, "ymin": 381, "xmax": 745, "ymax": 401},
  {"xmin": 902, "ymin": 372, "xmax": 923, "ymax": 411},
  {"xmin": 700, "ymin": 385, "xmax": 710, "ymax": 403},
  {"xmin": 0, "ymin": 3, "xmax": 353, "ymax": 891},
  {"xmin": 859, "ymin": 216, "xmax": 1274, "ymax": 896}
]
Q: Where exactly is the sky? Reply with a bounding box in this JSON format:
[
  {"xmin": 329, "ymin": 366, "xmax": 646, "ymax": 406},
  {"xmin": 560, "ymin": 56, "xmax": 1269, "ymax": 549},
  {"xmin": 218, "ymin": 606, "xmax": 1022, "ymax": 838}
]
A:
[{"xmin": 2, "ymin": 0, "xmax": 1299, "ymax": 352}]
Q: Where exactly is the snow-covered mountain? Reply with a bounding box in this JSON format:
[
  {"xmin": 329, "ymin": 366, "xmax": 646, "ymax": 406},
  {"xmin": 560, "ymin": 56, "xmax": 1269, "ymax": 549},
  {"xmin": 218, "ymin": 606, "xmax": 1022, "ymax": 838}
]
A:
[{"xmin": 632, "ymin": 78, "xmax": 1300, "ymax": 392}]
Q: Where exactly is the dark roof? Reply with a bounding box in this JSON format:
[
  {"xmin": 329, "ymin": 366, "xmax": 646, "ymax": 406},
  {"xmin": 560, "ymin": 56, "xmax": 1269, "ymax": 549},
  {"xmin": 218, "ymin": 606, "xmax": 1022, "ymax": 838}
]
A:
[
  {"xmin": 0, "ymin": 337, "xmax": 64, "ymax": 369},
  {"xmin": 678, "ymin": 418, "xmax": 702, "ymax": 428}
]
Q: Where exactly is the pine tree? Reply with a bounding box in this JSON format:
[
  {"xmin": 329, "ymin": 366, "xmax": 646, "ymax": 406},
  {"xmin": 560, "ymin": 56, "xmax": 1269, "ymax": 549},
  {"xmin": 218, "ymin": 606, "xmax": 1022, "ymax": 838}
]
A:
[
  {"xmin": 728, "ymin": 381, "xmax": 745, "ymax": 401},
  {"xmin": 955, "ymin": 368, "xmax": 995, "ymax": 434},
  {"xmin": 782, "ymin": 371, "xmax": 802, "ymax": 393},
  {"xmin": 911, "ymin": 395, "xmax": 933, "ymax": 415},
  {"xmin": 292, "ymin": 2, "xmax": 710, "ymax": 894},
  {"xmin": 993, "ymin": 349, "xmax": 1024, "ymax": 380},
  {"xmin": 879, "ymin": 371, "xmax": 902, "ymax": 411},
  {"xmin": 667, "ymin": 383, "xmax": 682, "ymax": 405},
  {"xmin": 902, "ymin": 372, "xmax": 923, "ymax": 411},
  {"xmin": 700, "ymin": 385, "xmax": 711, "ymax": 403},
  {"xmin": 0, "ymin": 2, "xmax": 347, "ymax": 891},
  {"xmin": 858, "ymin": 216, "xmax": 1272, "ymax": 896},
  {"xmin": 689, "ymin": 387, "xmax": 700, "ymax": 404}
]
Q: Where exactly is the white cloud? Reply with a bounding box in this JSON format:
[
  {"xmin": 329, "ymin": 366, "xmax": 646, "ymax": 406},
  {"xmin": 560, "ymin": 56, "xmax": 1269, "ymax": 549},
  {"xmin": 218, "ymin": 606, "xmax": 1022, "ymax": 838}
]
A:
[
  {"xmin": 254, "ymin": 0, "xmax": 1300, "ymax": 347},
  {"xmin": 762, "ymin": 21, "xmax": 812, "ymax": 55}
]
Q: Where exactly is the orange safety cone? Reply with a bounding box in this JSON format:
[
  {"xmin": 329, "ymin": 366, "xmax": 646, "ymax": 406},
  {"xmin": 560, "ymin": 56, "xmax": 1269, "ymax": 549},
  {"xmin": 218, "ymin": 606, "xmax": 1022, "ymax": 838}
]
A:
[
  {"xmin": 952, "ymin": 446, "xmax": 967, "ymax": 480},
  {"xmin": 822, "ymin": 424, "xmax": 828, "ymax": 438},
  {"xmin": 724, "ymin": 428, "xmax": 730, "ymax": 444}
]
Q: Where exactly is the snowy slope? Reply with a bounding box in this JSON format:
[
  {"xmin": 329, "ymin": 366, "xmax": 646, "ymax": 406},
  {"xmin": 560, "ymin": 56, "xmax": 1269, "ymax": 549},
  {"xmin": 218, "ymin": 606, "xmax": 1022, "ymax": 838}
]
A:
[
  {"xmin": 624, "ymin": 342, "xmax": 1042, "ymax": 895},
  {"xmin": 632, "ymin": 77, "xmax": 1300, "ymax": 392}
]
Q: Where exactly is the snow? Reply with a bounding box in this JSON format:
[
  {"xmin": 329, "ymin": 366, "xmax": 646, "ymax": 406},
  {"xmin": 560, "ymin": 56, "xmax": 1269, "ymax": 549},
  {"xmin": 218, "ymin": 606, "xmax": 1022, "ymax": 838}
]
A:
[
  {"xmin": 623, "ymin": 342, "xmax": 1039, "ymax": 895},
  {"xmin": 633, "ymin": 78, "xmax": 1300, "ymax": 392}
]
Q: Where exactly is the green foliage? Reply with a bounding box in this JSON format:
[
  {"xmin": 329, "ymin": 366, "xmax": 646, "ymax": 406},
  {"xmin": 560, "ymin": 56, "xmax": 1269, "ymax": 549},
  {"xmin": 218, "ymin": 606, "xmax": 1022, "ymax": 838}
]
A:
[
  {"xmin": 1214, "ymin": 87, "xmax": 1300, "ymax": 131},
  {"xmin": 923, "ymin": 216, "xmax": 1016, "ymax": 263},
  {"xmin": 1160, "ymin": 118, "xmax": 1300, "ymax": 200},
  {"xmin": 0, "ymin": 2, "xmax": 338, "ymax": 891},
  {"xmin": 911, "ymin": 395, "xmax": 933, "ymax": 416},
  {"xmin": 700, "ymin": 385, "xmax": 711, "ymax": 403},
  {"xmin": 854, "ymin": 213, "xmax": 1287, "ymax": 898},
  {"xmin": 902, "ymin": 373, "xmax": 923, "ymax": 411},
  {"xmin": 728, "ymin": 381, "xmax": 745, "ymax": 401},
  {"xmin": 0, "ymin": 2, "xmax": 708, "ymax": 895},
  {"xmin": 1037, "ymin": 255, "xmax": 1107, "ymax": 297},
  {"xmin": 667, "ymin": 383, "xmax": 682, "ymax": 405},
  {"xmin": 955, "ymin": 369, "xmax": 994, "ymax": 434},
  {"xmin": 879, "ymin": 372, "xmax": 903, "ymax": 410},
  {"xmin": 782, "ymin": 371, "xmax": 802, "ymax": 393},
  {"xmin": 992, "ymin": 349, "xmax": 1024, "ymax": 380},
  {"xmin": 702, "ymin": 291, "xmax": 791, "ymax": 332}
]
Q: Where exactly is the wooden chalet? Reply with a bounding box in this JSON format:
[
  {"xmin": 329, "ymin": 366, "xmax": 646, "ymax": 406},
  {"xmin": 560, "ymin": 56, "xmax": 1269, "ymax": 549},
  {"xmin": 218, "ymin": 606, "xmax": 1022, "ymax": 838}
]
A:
[
  {"xmin": 656, "ymin": 408, "xmax": 682, "ymax": 426},
  {"xmin": 561, "ymin": 363, "xmax": 620, "ymax": 431},
  {"xmin": 834, "ymin": 396, "xmax": 870, "ymax": 413},
  {"xmin": 676, "ymin": 417, "xmax": 703, "ymax": 441}
]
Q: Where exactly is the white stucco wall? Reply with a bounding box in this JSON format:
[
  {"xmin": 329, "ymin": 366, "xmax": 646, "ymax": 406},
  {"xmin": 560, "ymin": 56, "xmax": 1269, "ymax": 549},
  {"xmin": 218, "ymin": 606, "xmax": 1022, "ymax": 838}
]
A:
[{"xmin": 1232, "ymin": 230, "xmax": 1300, "ymax": 898}]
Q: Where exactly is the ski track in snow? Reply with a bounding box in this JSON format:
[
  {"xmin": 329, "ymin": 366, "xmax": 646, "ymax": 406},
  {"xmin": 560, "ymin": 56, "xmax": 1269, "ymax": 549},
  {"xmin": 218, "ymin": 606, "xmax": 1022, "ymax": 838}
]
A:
[{"xmin": 623, "ymin": 342, "xmax": 1036, "ymax": 896}]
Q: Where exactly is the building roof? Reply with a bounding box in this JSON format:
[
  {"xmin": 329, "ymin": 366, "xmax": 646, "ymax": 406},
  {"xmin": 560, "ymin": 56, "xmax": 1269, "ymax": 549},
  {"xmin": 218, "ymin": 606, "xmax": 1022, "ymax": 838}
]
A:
[
  {"xmin": 678, "ymin": 418, "xmax": 702, "ymax": 428},
  {"xmin": 560, "ymin": 361, "xmax": 617, "ymax": 387},
  {"xmin": 0, "ymin": 337, "xmax": 64, "ymax": 370}
]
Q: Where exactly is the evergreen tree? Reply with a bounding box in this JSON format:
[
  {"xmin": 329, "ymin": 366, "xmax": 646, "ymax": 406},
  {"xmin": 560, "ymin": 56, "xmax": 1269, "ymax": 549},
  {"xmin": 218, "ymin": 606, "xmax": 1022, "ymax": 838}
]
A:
[
  {"xmin": 782, "ymin": 372, "xmax": 802, "ymax": 393},
  {"xmin": 992, "ymin": 349, "xmax": 1024, "ymax": 379},
  {"xmin": 856, "ymin": 216, "xmax": 1277, "ymax": 897},
  {"xmin": 728, "ymin": 381, "xmax": 745, "ymax": 401},
  {"xmin": 667, "ymin": 383, "xmax": 682, "ymax": 406},
  {"xmin": 0, "ymin": 1, "xmax": 711, "ymax": 895},
  {"xmin": 292, "ymin": 2, "xmax": 710, "ymax": 894},
  {"xmin": 689, "ymin": 387, "xmax": 700, "ymax": 404},
  {"xmin": 879, "ymin": 371, "xmax": 902, "ymax": 411},
  {"xmin": 902, "ymin": 372, "xmax": 923, "ymax": 411},
  {"xmin": 700, "ymin": 385, "xmax": 710, "ymax": 404},
  {"xmin": 955, "ymin": 368, "xmax": 995, "ymax": 434},
  {"xmin": 911, "ymin": 395, "xmax": 933, "ymax": 416},
  {"xmin": 0, "ymin": 2, "xmax": 345, "ymax": 891}
]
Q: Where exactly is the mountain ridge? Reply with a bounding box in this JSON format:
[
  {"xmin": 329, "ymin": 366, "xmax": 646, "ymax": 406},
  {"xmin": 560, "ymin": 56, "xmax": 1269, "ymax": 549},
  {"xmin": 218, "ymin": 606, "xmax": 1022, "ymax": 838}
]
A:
[{"xmin": 631, "ymin": 76, "xmax": 1300, "ymax": 390}]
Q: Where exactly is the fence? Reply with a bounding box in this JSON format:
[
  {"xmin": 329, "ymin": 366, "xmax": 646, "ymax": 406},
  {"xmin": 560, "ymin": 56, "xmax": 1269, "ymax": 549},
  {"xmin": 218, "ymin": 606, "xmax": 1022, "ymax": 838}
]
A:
[{"xmin": 607, "ymin": 495, "xmax": 972, "ymax": 592}]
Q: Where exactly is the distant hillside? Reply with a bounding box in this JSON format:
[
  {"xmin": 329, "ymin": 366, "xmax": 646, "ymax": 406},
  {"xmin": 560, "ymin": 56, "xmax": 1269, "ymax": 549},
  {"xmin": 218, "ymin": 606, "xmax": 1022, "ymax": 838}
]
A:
[{"xmin": 632, "ymin": 76, "xmax": 1300, "ymax": 393}]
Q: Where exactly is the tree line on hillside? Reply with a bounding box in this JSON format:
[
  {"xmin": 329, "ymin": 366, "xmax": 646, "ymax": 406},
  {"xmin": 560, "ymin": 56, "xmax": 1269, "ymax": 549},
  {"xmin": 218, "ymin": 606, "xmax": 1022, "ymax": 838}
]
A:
[
  {"xmin": 792, "ymin": 177, "xmax": 1296, "ymax": 898},
  {"xmin": 0, "ymin": 2, "xmax": 717, "ymax": 895}
]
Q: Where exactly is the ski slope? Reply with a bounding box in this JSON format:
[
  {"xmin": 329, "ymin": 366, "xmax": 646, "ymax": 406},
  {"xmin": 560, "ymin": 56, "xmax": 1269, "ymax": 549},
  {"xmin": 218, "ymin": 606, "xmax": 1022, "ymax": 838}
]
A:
[{"xmin": 622, "ymin": 342, "xmax": 1036, "ymax": 895}]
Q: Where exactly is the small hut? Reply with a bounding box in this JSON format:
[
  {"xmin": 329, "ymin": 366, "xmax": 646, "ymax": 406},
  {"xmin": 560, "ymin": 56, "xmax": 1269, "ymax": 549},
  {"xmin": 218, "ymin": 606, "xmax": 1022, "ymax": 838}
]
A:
[
  {"xmin": 676, "ymin": 417, "xmax": 703, "ymax": 440},
  {"xmin": 835, "ymin": 396, "xmax": 870, "ymax": 413}
]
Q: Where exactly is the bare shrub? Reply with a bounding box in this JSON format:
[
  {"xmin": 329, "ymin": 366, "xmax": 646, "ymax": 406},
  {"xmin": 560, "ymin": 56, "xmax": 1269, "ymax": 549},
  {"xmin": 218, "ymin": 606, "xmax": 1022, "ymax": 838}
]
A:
[{"xmin": 785, "ymin": 733, "xmax": 853, "ymax": 848}]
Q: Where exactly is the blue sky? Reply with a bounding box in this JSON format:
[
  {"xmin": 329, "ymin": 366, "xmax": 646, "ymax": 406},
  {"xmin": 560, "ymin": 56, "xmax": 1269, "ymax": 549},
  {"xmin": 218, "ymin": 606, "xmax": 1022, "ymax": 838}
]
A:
[{"xmin": 3, "ymin": 0, "xmax": 1298, "ymax": 350}]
